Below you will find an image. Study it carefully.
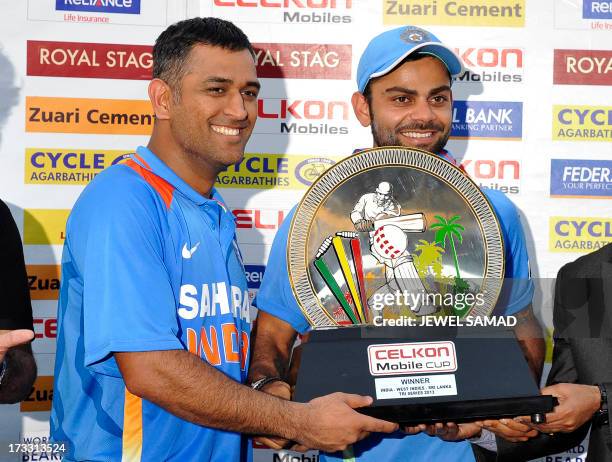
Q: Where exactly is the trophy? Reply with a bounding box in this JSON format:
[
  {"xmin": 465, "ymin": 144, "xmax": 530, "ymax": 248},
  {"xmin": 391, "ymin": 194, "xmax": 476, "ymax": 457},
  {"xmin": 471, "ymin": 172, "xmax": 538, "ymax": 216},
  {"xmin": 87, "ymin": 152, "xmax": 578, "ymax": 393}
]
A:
[{"xmin": 289, "ymin": 147, "xmax": 555, "ymax": 424}]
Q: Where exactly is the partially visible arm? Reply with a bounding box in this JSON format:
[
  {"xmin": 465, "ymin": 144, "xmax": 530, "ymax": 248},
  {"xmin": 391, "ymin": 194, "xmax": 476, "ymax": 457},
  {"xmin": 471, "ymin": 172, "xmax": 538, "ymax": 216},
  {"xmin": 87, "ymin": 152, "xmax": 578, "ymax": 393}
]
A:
[
  {"xmin": 247, "ymin": 311, "xmax": 300, "ymax": 449},
  {"xmin": 0, "ymin": 330, "xmax": 36, "ymax": 403},
  {"xmin": 513, "ymin": 304, "xmax": 545, "ymax": 383},
  {"xmin": 0, "ymin": 201, "xmax": 37, "ymax": 403},
  {"xmin": 115, "ymin": 349, "xmax": 398, "ymax": 452},
  {"xmin": 248, "ymin": 311, "xmax": 297, "ymax": 386}
]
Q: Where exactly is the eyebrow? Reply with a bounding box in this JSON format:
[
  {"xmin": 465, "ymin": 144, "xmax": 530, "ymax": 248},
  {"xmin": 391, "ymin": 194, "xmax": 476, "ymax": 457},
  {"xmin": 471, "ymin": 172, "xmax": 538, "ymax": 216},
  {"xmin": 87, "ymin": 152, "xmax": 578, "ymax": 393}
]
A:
[
  {"xmin": 384, "ymin": 85, "xmax": 451, "ymax": 96},
  {"xmin": 204, "ymin": 76, "xmax": 261, "ymax": 90}
]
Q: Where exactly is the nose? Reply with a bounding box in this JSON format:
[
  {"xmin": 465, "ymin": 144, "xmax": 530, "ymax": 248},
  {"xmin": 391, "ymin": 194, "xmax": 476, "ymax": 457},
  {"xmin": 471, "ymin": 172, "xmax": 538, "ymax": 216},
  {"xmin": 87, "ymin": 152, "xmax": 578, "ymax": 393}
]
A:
[
  {"xmin": 224, "ymin": 90, "xmax": 249, "ymax": 121},
  {"xmin": 409, "ymin": 98, "xmax": 436, "ymax": 123}
]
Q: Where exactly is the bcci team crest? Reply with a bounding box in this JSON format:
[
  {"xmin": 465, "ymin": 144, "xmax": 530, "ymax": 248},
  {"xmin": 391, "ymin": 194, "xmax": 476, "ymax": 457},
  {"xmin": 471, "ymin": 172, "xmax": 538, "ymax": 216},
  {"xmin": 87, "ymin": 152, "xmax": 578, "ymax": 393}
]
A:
[
  {"xmin": 288, "ymin": 147, "xmax": 505, "ymax": 328},
  {"xmin": 400, "ymin": 27, "xmax": 430, "ymax": 43}
]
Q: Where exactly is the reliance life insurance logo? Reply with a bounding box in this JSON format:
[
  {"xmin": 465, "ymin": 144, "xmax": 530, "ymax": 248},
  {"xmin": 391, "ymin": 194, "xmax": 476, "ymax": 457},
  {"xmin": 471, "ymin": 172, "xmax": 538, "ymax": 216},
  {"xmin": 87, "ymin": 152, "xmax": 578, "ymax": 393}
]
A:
[
  {"xmin": 550, "ymin": 159, "xmax": 612, "ymax": 199},
  {"xmin": 583, "ymin": 0, "xmax": 612, "ymax": 19},
  {"xmin": 56, "ymin": 0, "xmax": 141, "ymax": 14}
]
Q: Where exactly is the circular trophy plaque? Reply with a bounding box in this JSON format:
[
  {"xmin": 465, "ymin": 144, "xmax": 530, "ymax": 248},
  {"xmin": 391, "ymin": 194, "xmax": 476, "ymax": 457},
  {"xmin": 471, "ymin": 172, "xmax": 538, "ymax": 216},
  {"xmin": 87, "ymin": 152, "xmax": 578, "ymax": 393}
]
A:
[{"xmin": 287, "ymin": 147, "xmax": 505, "ymax": 328}]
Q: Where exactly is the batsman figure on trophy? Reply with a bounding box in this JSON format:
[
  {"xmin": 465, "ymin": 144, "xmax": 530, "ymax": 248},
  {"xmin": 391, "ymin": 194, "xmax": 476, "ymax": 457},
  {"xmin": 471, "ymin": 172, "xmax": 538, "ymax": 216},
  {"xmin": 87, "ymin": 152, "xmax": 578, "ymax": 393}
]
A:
[
  {"xmin": 350, "ymin": 182, "xmax": 435, "ymax": 316},
  {"xmin": 313, "ymin": 181, "xmax": 438, "ymax": 325}
]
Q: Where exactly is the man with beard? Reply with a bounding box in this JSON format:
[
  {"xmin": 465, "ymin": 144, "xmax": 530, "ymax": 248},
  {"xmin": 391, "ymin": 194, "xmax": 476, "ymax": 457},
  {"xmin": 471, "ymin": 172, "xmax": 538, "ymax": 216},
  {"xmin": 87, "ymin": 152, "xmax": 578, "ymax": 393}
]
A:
[{"xmin": 248, "ymin": 26, "xmax": 544, "ymax": 461}]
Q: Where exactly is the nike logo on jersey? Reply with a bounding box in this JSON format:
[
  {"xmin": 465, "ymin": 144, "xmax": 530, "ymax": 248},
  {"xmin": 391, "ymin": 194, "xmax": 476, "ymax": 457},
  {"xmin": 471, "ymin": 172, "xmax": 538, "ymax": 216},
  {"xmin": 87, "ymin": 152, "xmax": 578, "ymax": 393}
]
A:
[{"xmin": 182, "ymin": 242, "xmax": 200, "ymax": 259}]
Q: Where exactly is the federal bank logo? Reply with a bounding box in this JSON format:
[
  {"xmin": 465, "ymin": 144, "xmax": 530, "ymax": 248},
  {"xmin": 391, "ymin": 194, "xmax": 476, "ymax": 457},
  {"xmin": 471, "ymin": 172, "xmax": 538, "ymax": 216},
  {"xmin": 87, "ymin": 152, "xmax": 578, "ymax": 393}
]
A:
[
  {"xmin": 549, "ymin": 216, "xmax": 612, "ymax": 253},
  {"xmin": 55, "ymin": 0, "xmax": 141, "ymax": 14},
  {"xmin": 583, "ymin": 0, "xmax": 612, "ymax": 19},
  {"xmin": 453, "ymin": 47, "xmax": 523, "ymax": 84},
  {"xmin": 26, "ymin": 97, "xmax": 153, "ymax": 135},
  {"xmin": 553, "ymin": 105, "xmax": 611, "ymax": 142},
  {"xmin": 212, "ymin": 0, "xmax": 353, "ymax": 24},
  {"xmin": 217, "ymin": 154, "xmax": 339, "ymax": 190},
  {"xmin": 384, "ymin": 0, "xmax": 525, "ymax": 27},
  {"xmin": 554, "ymin": 49, "xmax": 612, "ymax": 86},
  {"xmin": 255, "ymin": 98, "xmax": 350, "ymax": 136},
  {"xmin": 26, "ymin": 148, "xmax": 132, "ymax": 185},
  {"xmin": 550, "ymin": 159, "xmax": 612, "ymax": 199},
  {"xmin": 254, "ymin": 43, "xmax": 351, "ymax": 79},
  {"xmin": 451, "ymin": 101, "xmax": 522, "ymax": 140}
]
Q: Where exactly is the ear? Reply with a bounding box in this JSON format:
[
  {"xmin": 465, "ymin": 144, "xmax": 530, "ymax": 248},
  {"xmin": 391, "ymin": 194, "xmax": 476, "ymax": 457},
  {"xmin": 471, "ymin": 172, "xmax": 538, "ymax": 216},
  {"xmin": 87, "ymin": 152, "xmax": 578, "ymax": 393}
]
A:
[
  {"xmin": 148, "ymin": 78, "xmax": 173, "ymax": 120},
  {"xmin": 351, "ymin": 91, "xmax": 372, "ymax": 128}
]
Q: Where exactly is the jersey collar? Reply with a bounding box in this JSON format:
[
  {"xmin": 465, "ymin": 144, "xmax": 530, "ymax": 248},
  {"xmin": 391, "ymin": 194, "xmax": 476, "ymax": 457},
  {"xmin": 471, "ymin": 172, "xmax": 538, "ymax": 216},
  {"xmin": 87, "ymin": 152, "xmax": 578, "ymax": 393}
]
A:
[{"xmin": 132, "ymin": 146, "xmax": 227, "ymax": 210}]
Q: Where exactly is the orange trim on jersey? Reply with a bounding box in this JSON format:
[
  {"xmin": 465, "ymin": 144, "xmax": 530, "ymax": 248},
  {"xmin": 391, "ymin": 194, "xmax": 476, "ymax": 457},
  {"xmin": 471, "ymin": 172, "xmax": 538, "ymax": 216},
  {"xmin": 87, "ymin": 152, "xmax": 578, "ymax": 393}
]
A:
[
  {"xmin": 126, "ymin": 159, "xmax": 174, "ymax": 209},
  {"xmin": 122, "ymin": 388, "xmax": 143, "ymax": 462},
  {"xmin": 133, "ymin": 153, "xmax": 151, "ymax": 169}
]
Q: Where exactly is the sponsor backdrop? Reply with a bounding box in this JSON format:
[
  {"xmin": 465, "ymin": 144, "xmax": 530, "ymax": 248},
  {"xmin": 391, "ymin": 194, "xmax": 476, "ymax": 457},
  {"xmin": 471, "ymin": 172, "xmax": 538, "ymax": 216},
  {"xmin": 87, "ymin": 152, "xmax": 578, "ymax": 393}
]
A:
[{"xmin": 0, "ymin": 0, "xmax": 610, "ymax": 460}]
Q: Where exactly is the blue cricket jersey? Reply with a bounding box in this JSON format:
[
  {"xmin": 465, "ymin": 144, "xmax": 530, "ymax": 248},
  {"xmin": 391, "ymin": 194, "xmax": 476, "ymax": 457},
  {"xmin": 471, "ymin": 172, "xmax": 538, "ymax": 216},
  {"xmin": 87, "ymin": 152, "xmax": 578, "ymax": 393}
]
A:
[
  {"xmin": 253, "ymin": 151, "xmax": 534, "ymax": 462},
  {"xmin": 51, "ymin": 146, "xmax": 252, "ymax": 461}
]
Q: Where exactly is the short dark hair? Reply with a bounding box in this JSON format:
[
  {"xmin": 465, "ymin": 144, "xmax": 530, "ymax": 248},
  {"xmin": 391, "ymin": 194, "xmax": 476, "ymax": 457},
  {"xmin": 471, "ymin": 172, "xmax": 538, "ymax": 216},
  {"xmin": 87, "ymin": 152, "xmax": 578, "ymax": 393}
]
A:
[
  {"xmin": 153, "ymin": 17, "xmax": 254, "ymax": 95},
  {"xmin": 362, "ymin": 52, "xmax": 451, "ymax": 103}
]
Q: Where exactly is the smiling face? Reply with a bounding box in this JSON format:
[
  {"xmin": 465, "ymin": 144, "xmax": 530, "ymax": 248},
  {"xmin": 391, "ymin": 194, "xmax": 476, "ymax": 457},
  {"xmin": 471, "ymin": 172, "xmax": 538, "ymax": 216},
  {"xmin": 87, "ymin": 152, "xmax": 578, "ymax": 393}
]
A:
[
  {"xmin": 352, "ymin": 56, "xmax": 453, "ymax": 154},
  {"xmin": 167, "ymin": 44, "xmax": 260, "ymax": 170}
]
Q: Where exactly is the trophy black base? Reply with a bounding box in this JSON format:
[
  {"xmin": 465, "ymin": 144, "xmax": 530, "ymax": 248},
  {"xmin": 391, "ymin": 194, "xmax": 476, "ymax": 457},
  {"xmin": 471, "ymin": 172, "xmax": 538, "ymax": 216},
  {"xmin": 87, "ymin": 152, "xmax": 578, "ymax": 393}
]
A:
[{"xmin": 294, "ymin": 326, "xmax": 557, "ymax": 425}]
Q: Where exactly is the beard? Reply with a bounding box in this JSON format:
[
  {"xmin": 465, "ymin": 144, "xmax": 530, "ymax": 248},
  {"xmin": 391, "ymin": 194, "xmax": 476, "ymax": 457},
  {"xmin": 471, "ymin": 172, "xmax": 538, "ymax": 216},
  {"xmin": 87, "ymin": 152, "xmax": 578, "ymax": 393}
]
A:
[{"xmin": 369, "ymin": 106, "xmax": 450, "ymax": 154}]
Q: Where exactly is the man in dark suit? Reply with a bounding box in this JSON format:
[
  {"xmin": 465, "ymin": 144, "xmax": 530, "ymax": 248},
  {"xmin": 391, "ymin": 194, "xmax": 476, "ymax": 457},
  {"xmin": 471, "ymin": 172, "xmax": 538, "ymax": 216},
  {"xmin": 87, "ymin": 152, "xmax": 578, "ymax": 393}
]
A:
[{"xmin": 494, "ymin": 243, "xmax": 611, "ymax": 461}]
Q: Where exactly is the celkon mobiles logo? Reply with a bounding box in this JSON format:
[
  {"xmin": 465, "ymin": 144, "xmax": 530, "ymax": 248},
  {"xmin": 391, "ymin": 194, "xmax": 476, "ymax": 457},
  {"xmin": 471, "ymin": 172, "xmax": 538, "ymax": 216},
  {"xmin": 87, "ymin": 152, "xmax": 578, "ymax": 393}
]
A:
[
  {"xmin": 55, "ymin": 0, "xmax": 141, "ymax": 14},
  {"xmin": 461, "ymin": 159, "xmax": 520, "ymax": 194},
  {"xmin": 554, "ymin": 49, "xmax": 612, "ymax": 86},
  {"xmin": 212, "ymin": 0, "xmax": 353, "ymax": 24},
  {"xmin": 256, "ymin": 98, "xmax": 350, "ymax": 135},
  {"xmin": 453, "ymin": 47, "xmax": 523, "ymax": 84},
  {"xmin": 33, "ymin": 318, "xmax": 58, "ymax": 340},
  {"xmin": 233, "ymin": 209, "xmax": 286, "ymax": 230},
  {"xmin": 368, "ymin": 341, "xmax": 457, "ymax": 376}
]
